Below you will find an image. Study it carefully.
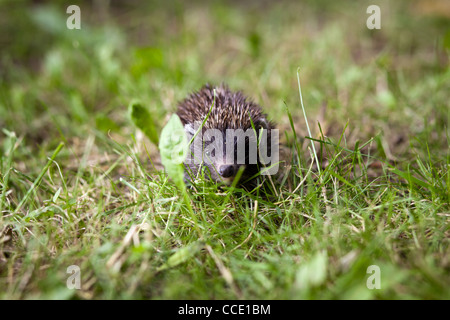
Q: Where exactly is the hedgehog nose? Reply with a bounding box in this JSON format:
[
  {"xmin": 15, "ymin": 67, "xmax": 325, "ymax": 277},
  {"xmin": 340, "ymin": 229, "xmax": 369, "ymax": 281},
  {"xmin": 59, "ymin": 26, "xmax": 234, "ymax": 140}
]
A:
[{"xmin": 219, "ymin": 165, "xmax": 235, "ymax": 178}]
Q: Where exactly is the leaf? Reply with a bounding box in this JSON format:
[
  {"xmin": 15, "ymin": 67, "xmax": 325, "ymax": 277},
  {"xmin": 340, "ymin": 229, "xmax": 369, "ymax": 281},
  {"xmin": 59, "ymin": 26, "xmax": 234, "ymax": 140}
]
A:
[
  {"xmin": 129, "ymin": 101, "xmax": 159, "ymax": 145},
  {"xmin": 157, "ymin": 241, "xmax": 204, "ymax": 272},
  {"xmin": 159, "ymin": 114, "xmax": 199, "ymax": 230},
  {"xmin": 158, "ymin": 113, "xmax": 188, "ymax": 190},
  {"xmin": 295, "ymin": 251, "xmax": 328, "ymax": 290}
]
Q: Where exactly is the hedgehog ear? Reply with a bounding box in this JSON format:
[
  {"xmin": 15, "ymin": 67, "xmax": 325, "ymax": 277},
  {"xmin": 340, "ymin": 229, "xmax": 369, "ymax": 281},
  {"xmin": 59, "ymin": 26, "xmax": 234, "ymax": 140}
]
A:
[{"xmin": 254, "ymin": 118, "xmax": 269, "ymax": 130}]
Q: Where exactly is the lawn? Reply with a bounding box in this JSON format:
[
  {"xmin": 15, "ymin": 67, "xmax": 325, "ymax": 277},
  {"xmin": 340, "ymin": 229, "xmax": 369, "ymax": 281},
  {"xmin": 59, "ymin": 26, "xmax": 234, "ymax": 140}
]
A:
[{"xmin": 0, "ymin": 0, "xmax": 449, "ymax": 299}]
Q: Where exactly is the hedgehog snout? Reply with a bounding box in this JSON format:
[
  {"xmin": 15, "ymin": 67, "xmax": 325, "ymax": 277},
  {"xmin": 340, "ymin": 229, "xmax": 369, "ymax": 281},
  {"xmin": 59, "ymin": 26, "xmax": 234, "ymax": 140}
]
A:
[{"xmin": 219, "ymin": 164, "xmax": 236, "ymax": 178}]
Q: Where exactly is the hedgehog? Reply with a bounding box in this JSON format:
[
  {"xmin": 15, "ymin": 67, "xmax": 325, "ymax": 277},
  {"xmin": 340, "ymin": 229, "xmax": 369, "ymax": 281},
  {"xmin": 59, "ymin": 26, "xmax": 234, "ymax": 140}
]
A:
[{"xmin": 176, "ymin": 84, "xmax": 279, "ymax": 187}]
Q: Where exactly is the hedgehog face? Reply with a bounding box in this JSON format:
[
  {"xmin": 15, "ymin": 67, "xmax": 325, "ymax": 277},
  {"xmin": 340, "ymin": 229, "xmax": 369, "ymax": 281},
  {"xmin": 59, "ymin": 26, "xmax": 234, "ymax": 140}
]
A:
[
  {"xmin": 176, "ymin": 84, "xmax": 278, "ymax": 187},
  {"xmin": 202, "ymin": 132, "xmax": 248, "ymax": 186},
  {"xmin": 183, "ymin": 122, "xmax": 271, "ymax": 186}
]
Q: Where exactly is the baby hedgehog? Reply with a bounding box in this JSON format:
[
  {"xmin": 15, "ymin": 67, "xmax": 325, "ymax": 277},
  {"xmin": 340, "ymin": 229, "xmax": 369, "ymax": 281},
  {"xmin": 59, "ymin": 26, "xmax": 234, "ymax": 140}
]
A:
[{"xmin": 176, "ymin": 84, "xmax": 278, "ymax": 187}]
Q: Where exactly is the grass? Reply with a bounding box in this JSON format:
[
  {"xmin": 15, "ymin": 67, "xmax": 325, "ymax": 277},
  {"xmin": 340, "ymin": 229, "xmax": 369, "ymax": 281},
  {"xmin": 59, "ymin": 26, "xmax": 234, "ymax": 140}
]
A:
[{"xmin": 0, "ymin": 0, "xmax": 449, "ymax": 299}]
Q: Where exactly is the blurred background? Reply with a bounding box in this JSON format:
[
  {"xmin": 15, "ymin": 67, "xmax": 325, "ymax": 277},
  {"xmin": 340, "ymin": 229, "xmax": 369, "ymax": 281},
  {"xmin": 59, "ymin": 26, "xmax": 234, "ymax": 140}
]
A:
[{"xmin": 0, "ymin": 0, "xmax": 449, "ymax": 167}]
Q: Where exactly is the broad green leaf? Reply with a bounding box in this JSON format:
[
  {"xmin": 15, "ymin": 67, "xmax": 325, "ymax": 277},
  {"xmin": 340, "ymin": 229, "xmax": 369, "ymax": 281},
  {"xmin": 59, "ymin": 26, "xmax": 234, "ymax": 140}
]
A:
[
  {"xmin": 129, "ymin": 101, "xmax": 159, "ymax": 145},
  {"xmin": 158, "ymin": 113, "xmax": 188, "ymax": 190}
]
